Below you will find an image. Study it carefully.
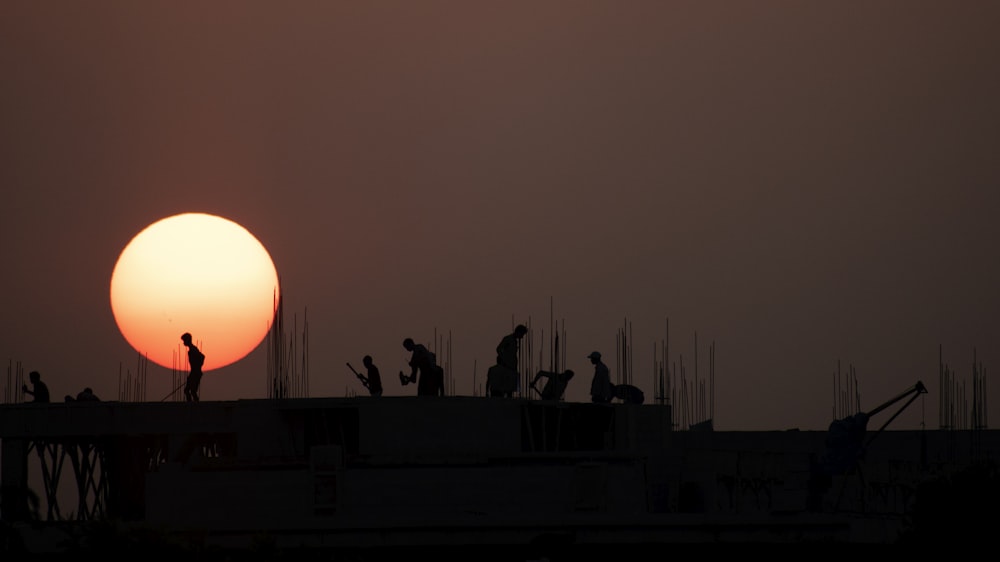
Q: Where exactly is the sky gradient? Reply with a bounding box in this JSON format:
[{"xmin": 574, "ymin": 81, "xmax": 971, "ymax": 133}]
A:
[{"xmin": 2, "ymin": 2, "xmax": 997, "ymax": 431}]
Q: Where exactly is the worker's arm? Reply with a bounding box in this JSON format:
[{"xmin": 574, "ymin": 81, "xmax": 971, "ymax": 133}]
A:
[{"xmin": 531, "ymin": 371, "xmax": 552, "ymax": 387}]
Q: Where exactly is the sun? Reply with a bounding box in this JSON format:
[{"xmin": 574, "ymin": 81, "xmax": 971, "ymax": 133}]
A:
[{"xmin": 110, "ymin": 213, "xmax": 280, "ymax": 372}]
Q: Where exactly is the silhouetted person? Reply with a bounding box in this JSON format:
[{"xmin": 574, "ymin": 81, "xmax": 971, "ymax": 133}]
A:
[
  {"xmin": 401, "ymin": 337, "xmax": 444, "ymax": 396},
  {"xmin": 587, "ymin": 351, "xmax": 613, "ymax": 404},
  {"xmin": 613, "ymin": 383, "xmax": 644, "ymax": 405},
  {"xmin": 530, "ymin": 369, "xmax": 575, "ymax": 401},
  {"xmin": 22, "ymin": 371, "xmax": 50, "ymax": 403},
  {"xmin": 496, "ymin": 324, "xmax": 527, "ymax": 372},
  {"xmin": 361, "ymin": 355, "xmax": 383, "ymax": 397},
  {"xmin": 487, "ymin": 324, "xmax": 526, "ymax": 398},
  {"xmin": 77, "ymin": 387, "xmax": 100, "ymax": 401},
  {"xmin": 486, "ymin": 363, "xmax": 517, "ymax": 398},
  {"xmin": 65, "ymin": 387, "xmax": 100, "ymax": 402},
  {"xmin": 181, "ymin": 332, "xmax": 205, "ymax": 402}
]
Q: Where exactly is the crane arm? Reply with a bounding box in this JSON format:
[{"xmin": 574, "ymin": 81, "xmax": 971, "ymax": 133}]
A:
[{"xmin": 863, "ymin": 380, "xmax": 928, "ymax": 449}]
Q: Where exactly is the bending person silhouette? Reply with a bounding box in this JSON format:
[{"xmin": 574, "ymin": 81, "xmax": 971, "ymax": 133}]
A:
[
  {"xmin": 530, "ymin": 369, "xmax": 575, "ymax": 401},
  {"xmin": 181, "ymin": 332, "xmax": 206, "ymax": 402},
  {"xmin": 488, "ymin": 324, "xmax": 526, "ymax": 397},
  {"xmin": 400, "ymin": 337, "xmax": 444, "ymax": 396},
  {"xmin": 22, "ymin": 371, "xmax": 50, "ymax": 403},
  {"xmin": 496, "ymin": 324, "xmax": 527, "ymax": 372}
]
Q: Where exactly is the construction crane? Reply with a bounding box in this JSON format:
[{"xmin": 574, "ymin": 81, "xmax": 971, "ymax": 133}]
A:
[{"xmin": 808, "ymin": 380, "xmax": 929, "ymax": 511}]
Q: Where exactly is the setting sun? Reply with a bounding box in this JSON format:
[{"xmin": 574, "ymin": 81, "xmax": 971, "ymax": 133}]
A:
[{"xmin": 110, "ymin": 213, "xmax": 280, "ymax": 372}]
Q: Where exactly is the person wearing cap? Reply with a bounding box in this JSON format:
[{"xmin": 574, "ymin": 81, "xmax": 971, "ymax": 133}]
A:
[{"xmin": 587, "ymin": 351, "xmax": 613, "ymax": 404}]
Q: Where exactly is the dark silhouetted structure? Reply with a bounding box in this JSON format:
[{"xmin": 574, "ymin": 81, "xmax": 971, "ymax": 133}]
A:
[
  {"xmin": 12, "ymin": 377, "xmax": 1000, "ymax": 551},
  {"xmin": 401, "ymin": 337, "xmax": 444, "ymax": 396},
  {"xmin": 530, "ymin": 369, "xmax": 575, "ymax": 401},
  {"xmin": 22, "ymin": 371, "xmax": 50, "ymax": 403},
  {"xmin": 181, "ymin": 332, "xmax": 205, "ymax": 402},
  {"xmin": 807, "ymin": 380, "xmax": 928, "ymax": 511},
  {"xmin": 587, "ymin": 351, "xmax": 613, "ymax": 404}
]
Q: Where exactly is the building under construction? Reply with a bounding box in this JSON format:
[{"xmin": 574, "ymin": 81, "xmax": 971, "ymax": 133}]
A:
[
  {"xmin": 2, "ymin": 306, "xmax": 994, "ymax": 556},
  {"xmin": 1, "ymin": 380, "xmax": 997, "ymax": 557}
]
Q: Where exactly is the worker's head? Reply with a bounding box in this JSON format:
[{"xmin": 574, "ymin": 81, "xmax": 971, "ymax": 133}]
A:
[
  {"xmin": 363, "ymin": 355, "xmax": 372, "ymax": 366},
  {"xmin": 181, "ymin": 332, "xmax": 192, "ymax": 344},
  {"xmin": 514, "ymin": 324, "xmax": 527, "ymax": 338},
  {"xmin": 587, "ymin": 351, "xmax": 601, "ymax": 364},
  {"xmin": 29, "ymin": 371, "xmax": 40, "ymax": 383},
  {"xmin": 402, "ymin": 338, "xmax": 414, "ymax": 351}
]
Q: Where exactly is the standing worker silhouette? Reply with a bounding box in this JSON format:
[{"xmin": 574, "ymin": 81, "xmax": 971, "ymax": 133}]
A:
[
  {"xmin": 401, "ymin": 337, "xmax": 444, "ymax": 396},
  {"xmin": 587, "ymin": 351, "xmax": 613, "ymax": 404},
  {"xmin": 181, "ymin": 332, "xmax": 205, "ymax": 402}
]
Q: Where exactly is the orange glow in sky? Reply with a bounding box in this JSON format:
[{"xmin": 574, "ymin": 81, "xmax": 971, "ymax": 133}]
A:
[{"xmin": 110, "ymin": 213, "xmax": 280, "ymax": 372}]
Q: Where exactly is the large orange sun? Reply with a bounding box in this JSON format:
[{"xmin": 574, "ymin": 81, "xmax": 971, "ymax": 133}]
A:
[{"xmin": 110, "ymin": 213, "xmax": 280, "ymax": 372}]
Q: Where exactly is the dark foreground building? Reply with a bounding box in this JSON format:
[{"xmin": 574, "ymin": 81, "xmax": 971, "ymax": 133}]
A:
[{"xmin": 1, "ymin": 394, "xmax": 997, "ymax": 557}]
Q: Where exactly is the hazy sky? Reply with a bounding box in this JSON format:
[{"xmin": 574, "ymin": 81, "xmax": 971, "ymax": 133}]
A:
[{"xmin": 2, "ymin": 2, "xmax": 997, "ymax": 431}]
